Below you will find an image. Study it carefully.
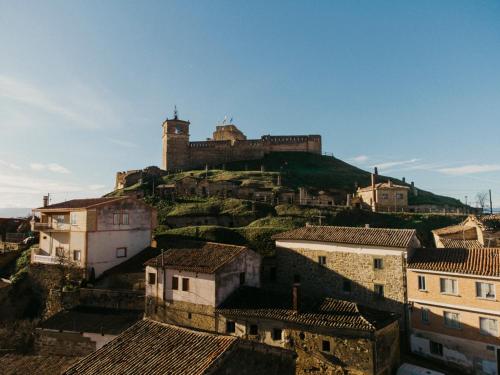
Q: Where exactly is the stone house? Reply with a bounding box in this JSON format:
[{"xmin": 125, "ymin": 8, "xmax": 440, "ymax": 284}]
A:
[
  {"xmin": 31, "ymin": 197, "xmax": 157, "ymax": 278},
  {"xmin": 357, "ymin": 179, "xmax": 410, "ymax": 212},
  {"xmin": 216, "ymin": 286, "xmax": 400, "ymax": 375},
  {"xmin": 271, "ymin": 225, "xmax": 421, "ymax": 330},
  {"xmin": 298, "ymin": 187, "xmax": 339, "ymax": 207},
  {"xmin": 62, "ymin": 318, "xmax": 296, "ymax": 375},
  {"xmin": 433, "ymin": 215, "xmax": 500, "ymax": 248},
  {"xmin": 144, "ymin": 242, "xmax": 261, "ymax": 331},
  {"xmin": 407, "ymin": 247, "xmax": 500, "ymax": 375}
]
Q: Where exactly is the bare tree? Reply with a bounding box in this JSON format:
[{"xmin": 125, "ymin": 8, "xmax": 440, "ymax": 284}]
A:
[{"xmin": 476, "ymin": 192, "xmax": 489, "ymax": 213}]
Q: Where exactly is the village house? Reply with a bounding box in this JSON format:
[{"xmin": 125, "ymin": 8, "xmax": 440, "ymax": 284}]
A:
[
  {"xmin": 433, "ymin": 215, "xmax": 500, "ymax": 248},
  {"xmin": 144, "ymin": 242, "xmax": 261, "ymax": 331},
  {"xmin": 407, "ymin": 247, "xmax": 500, "ymax": 375},
  {"xmin": 271, "ymin": 225, "xmax": 421, "ymax": 329},
  {"xmin": 62, "ymin": 318, "xmax": 295, "ymax": 375},
  {"xmin": 216, "ymin": 286, "xmax": 400, "ymax": 375},
  {"xmin": 357, "ymin": 176, "xmax": 410, "ymax": 212},
  {"xmin": 31, "ymin": 197, "xmax": 157, "ymax": 278}
]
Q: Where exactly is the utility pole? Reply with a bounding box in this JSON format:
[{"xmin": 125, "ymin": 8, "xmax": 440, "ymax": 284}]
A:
[{"xmin": 489, "ymin": 189, "xmax": 493, "ymax": 214}]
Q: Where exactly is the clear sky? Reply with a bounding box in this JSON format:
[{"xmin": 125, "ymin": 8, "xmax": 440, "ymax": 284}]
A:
[{"xmin": 1, "ymin": 0, "xmax": 499, "ymax": 210}]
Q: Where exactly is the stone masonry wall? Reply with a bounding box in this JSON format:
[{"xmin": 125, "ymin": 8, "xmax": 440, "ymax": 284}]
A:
[{"xmin": 36, "ymin": 330, "xmax": 96, "ymax": 357}]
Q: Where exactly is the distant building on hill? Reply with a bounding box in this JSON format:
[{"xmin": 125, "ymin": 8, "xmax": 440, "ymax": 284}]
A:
[
  {"xmin": 433, "ymin": 215, "xmax": 500, "ymax": 248},
  {"xmin": 356, "ymin": 174, "xmax": 410, "ymax": 212},
  {"xmin": 161, "ymin": 110, "xmax": 321, "ymax": 171}
]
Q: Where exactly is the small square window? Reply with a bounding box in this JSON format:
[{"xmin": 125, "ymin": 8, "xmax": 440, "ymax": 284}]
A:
[
  {"xmin": 116, "ymin": 247, "xmax": 127, "ymax": 258},
  {"xmin": 148, "ymin": 272, "xmax": 156, "ymax": 285},
  {"xmin": 373, "ymin": 258, "xmax": 383, "ymax": 269},
  {"xmin": 249, "ymin": 324, "xmax": 258, "ymax": 335},
  {"xmin": 342, "ymin": 279, "xmax": 351, "ymax": 293},
  {"xmin": 182, "ymin": 278, "xmax": 189, "ymax": 291},
  {"xmin": 322, "ymin": 340, "xmax": 331, "ymax": 352},
  {"xmin": 239, "ymin": 272, "xmax": 246, "ymax": 285},
  {"xmin": 73, "ymin": 250, "xmax": 81, "ymax": 261},
  {"xmin": 122, "ymin": 213, "xmax": 129, "ymax": 225},
  {"xmin": 172, "ymin": 276, "xmax": 179, "ymax": 290},
  {"xmin": 272, "ymin": 328, "xmax": 282, "ymax": 341},
  {"xmin": 374, "ymin": 284, "xmax": 384, "ymax": 299},
  {"xmin": 318, "ymin": 256, "xmax": 326, "ymax": 266},
  {"xmin": 226, "ymin": 321, "xmax": 236, "ymax": 333}
]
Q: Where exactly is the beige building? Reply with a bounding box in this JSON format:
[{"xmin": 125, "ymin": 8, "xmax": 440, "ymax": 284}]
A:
[
  {"xmin": 31, "ymin": 197, "xmax": 157, "ymax": 277},
  {"xmin": 357, "ymin": 179, "xmax": 410, "ymax": 212},
  {"xmin": 271, "ymin": 225, "xmax": 421, "ymax": 329},
  {"xmin": 144, "ymin": 242, "xmax": 261, "ymax": 331},
  {"xmin": 433, "ymin": 215, "xmax": 500, "ymax": 248},
  {"xmin": 408, "ymin": 247, "xmax": 500, "ymax": 375}
]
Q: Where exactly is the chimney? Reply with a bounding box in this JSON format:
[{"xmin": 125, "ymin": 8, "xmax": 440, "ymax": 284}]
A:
[
  {"xmin": 374, "ymin": 167, "xmax": 378, "ymax": 176},
  {"xmin": 292, "ymin": 283, "xmax": 301, "ymax": 312},
  {"xmin": 371, "ymin": 173, "xmax": 377, "ymax": 212},
  {"xmin": 402, "ymin": 177, "xmax": 406, "ymax": 183},
  {"xmin": 365, "ymin": 224, "xmax": 370, "ymax": 229},
  {"xmin": 42, "ymin": 195, "xmax": 49, "ymax": 208},
  {"xmin": 388, "ymin": 179, "xmax": 393, "ymax": 187}
]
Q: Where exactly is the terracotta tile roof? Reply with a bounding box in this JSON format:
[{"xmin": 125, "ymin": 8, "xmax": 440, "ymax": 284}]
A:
[
  {"xmin": 38, "ymin": 306, "xmax": 142, "ymax": 335},
  {"xmin": 145, "ymin": 242, "xmax": 248, "ymax": 273},
  {"xmin": 470, "ymin": 215, "xmax": 500, "ymax": 231},
  {"xmin": 217, "ymin": 287, "xmax": 398, "ymax": 331},
  {"xmin": 272, "ymin": 225, "xmax": 417, "ymax": 248},
  {"xmin": 63, "ymin": 319, "xmax": 237, "ymax": 375},
  {"xmin": 408, "ymin": 248, "xmax": 500, "ymax": 277},
  {"xmin": 0, "ymin": 354, "xmax": 79, "ymax": 375},
  {"xmin": 36, "ymin": 197, "xmax": 126, "ymax": 210},
  {"xmin": 440, "ymin": 239, "xmax": 483, "ymax": 249},
  {"xmin": 357, "ymin": 182, "xmax": 410, "ymax": 192},
  {"xmin": 432, "ymin": 224, "xmax": 472, "ymax": 236}
]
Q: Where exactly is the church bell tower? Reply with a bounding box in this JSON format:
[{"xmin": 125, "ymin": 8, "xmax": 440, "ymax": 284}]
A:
[{"xmin": 162, "ymin": 106, "xmax": 190, "ymax": 171}]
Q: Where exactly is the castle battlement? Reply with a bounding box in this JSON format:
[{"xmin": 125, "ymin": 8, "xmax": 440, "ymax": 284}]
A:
[{"xmin": 162, "ymin": 114, "xmax": 322, "ymax": 171}]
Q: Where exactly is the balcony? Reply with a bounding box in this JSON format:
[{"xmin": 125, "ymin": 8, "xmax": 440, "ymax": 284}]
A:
[
  {"xmin": 32, "ymin": 222, "xmax": 70, "ymax": 232},
  {"xmin": 32, "ymin": 253, "xmax": 59, "ymax": 265}
]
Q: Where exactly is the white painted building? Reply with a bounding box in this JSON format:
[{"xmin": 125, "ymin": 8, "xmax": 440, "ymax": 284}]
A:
[{"xmin": 31, "ymin": 197, "xmax": 157, "ymax": 277}]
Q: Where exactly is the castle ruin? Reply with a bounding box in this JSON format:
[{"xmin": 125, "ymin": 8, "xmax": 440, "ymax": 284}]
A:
[{"xmin": 162, "ymin": 112, "xmax": 322, "ymax": 171}]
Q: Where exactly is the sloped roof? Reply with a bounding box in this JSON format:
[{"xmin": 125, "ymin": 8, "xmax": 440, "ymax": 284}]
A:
[
  {"xmin": 217, "ymin": 287, "xmax": 398, "ymax": 331},
  {"xmin": 145, "ymin": 242, "xmax": 249, "ymax": 273},
  {"xmin": 440, "ymin": 239, "xmax": 483, "ymax": 250},
  {"xmin": 408, "ymin": 248, "xmax": 500, "ymax": 277},
  {"xmin": 272, "ymin": 226, "xmax": 417, "ymax": 248},
  {"xmin": 357, "ymin": 182, "xmax": 410, "ymax": 193},
  {"xmin": 63, "ymin": 319, "xmax": 237, "ymax": 375},
  {"xmin": 432, "ymin": 224, "xmax": 473, "ymax": 236},
  {"xmin": 38, "ymin": 306, "xmax": 142, "ymax": 335},
  {"xmin": 36, "ymin": 197, "xmax": 126, "ymax": 211},
  {"xmin": 0, "ymin": 354, "xmax": 78, "ymax": 375}
]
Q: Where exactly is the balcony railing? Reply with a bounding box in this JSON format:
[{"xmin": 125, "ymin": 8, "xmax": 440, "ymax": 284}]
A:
[
  {"xmin": 32, "ymin": 222, "xmax": 70, "ymax": 232},
  {"xmin": 31, "ymin": 253, "xmax": 59, "ymax": 265}
]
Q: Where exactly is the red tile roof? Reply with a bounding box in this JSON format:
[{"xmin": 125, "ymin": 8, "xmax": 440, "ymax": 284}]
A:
[
  {"xmin": 272, "ymin": 225, "xmax": 417, "ymax": 248},
  {"xmin": 408, "ymin": 247, "xmax": 500, "ymax": 277},
  {"xmin": 145, "ymin": 242, "xmax": 249, "ymax": 273},
  {"xmin": 36, "ymin": 197, "xmax": 126, "ymax": 211},
  {"xmin": 0, "ymin": 354, "xmax": 78, "ymax": 375},
  {"xmin": 440, "ymin": 239, "xmax": 483, "ymax": 249},
  {"xmin": 63, "ymin": 319, "xmax": 237, "ymax": 375}
]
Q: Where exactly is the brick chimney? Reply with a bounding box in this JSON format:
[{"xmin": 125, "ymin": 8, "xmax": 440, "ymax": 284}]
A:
[
  {"xmin": 42, "ymin": 195, "xmax": 49, "ymax": 208},
  {"xmin": 292, "ymin": 283, "xmax": 301, "ymax": 312}
]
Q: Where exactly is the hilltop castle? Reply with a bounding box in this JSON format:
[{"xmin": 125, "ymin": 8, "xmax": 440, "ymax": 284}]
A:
[{"xmin": 162, "ymin": 110, "xmax": 322, "ymax": 171}]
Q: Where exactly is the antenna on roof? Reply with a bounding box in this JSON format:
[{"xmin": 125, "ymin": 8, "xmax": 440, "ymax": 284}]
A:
[{"xmin": 174, "ymin": 105, "xmax": 178, "ymax": 120}]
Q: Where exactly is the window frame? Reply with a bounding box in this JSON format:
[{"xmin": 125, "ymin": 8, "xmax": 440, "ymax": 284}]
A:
[
  {"xmin": 226, "ymin": 321, "xmax": 236, "ymax": 334},
  {"xmin": 430, "ymin": 341, "xmax": 443, "ymax": 357},
  {"xmin": 443, "ymin": 311, "xmax": 461, "ymax": 329},
  {"xmin": 440, "ymin": 277, "xmax": 458, "ymax": 295},
  {"xmin": 418, "ymin": 275, "xmax": 427, "ymax": 291},
  {"xmin": 421, "ymin": 308, "xmax": 430, "ymax": 323},
  {"xmin": 272, "ymin": 328, "xmax": 282, "ymax": 341},
  {"xmin": 480, "ymin": 317, "xmax": 498, "ymax": 337},
  {"xmin": 322, "ymin": 340, "xmax": 331, "ymax": 353},
  {"xmin": 148, "ymin": 272, "xmax": 156, "ymax": 285},
  {"xmin": 72, "ymin": 250, "xmax": 81, "ymax": 262},
  {"xmin": 373, "ymin": 258, "xmax": 383, "ymax": 270},
  {"xmin": 121, "ymin": 212, "xmax": 129, "ymax": 225},
  {"xmin": 113, "ymin": 212, "xmax": 120, "ymax": 225},
  {"xmin": 70, "ymin": 213, "xmax": 78, "ymax": 225},
  {"xmin": 476, "ymin": 282, "xmax": 496, "ymax": 300},
  {"xmin": 116, "ymin": 247, "xmax": 127, "ymax": 258},
  {"xmin": 182, "ymin": 277, "xmax": 189, "ymax": 292},
  {"xmin": 318, "ymin": 256, "xmax": 326, "ymax": 266},
  {"xmin": 172, "ymin": 276, "xmax": 179, "ymax": 290}
]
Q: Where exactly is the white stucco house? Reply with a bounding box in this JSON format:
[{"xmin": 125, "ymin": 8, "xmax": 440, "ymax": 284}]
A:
[{"xmin": 31, "ymin": 197, "xmax": 157, "ymax": 277}]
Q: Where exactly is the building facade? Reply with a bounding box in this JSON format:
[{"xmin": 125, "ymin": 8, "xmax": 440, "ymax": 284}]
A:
[
  {"xmin": 31, "ymin": 197, "xmax": 157, "ymax": 277},
  {"xmin": 408, "ymin": 247, "xmax": 500, "ymax": 375},
  {"xmin": 161, "ymin": 113, "xmax": 322, "ymax": 171},
  {"xmin": 271, "ymin": 225, "xmax": 421, "ymax": 329},
  {"xmin": 357, "ymin": 179, "xmax": 410, "ymax": 212}
]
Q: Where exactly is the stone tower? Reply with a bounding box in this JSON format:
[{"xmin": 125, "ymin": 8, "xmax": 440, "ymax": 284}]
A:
[{"xmin": 162, "ymin": 108, "xmax": 190, "ymax": 171}]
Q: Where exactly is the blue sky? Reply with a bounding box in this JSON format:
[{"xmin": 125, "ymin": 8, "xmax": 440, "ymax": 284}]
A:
[{"xmin": 1, "ymin": 0, "xmax": 500, "ymax": 210}]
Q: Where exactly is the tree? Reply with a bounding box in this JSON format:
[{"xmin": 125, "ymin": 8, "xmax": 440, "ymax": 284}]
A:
[{"xmin": 476, "ymin": 191, "xmax": 489, "ymax": 213}]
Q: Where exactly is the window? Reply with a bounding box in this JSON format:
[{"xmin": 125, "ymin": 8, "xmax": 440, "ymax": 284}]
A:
[
  {"xmin": 480, "ymin": 317, "xmax": 498, "ymax": 336},
  {"xmin": 249, "ymin": 324, "xmax": 258, "ymax": 335},
  {"xmin": 113, "ymin": 213, "xmax": 120, "ymax": 225},
  {"xmin": 421, "ymin": 308, "xmax": 429, "ymax": 323},
  {"xmin": 226, "ymin": 321, "xmax": 235, "ymax": 333},
  {"xmin": 148, "ymin": 272, "xmax": 156, "ymax": 285},
  {"xmin": 270, "ymin": 267, "xmax": 277, "ymax": 282},
  {"xmin": 272, "ymin": 328, "xmax": 282, "ymax": 341},
  {"xmin": 374, "ymin": 284, "xmax": 384, "ymax": 299},
  {"xmin": 172, "ymin": 276, "xmax": 179, "ymax": 290},
  {"xmin": 318, "ymin": 256, "xmax": 326, "ymax": 266},
  {"xmin": 116, "ymin": 247, "xmax": 127, "ymax": 258},
  {"xmin": 239, "ymin": 272, "xmax": 246, "ymax": 285},
  {"xmin": 430, "ymin": 341, "xmax": 443, "ymax": 356},
  {"xmin": 418, "ymin": 275, "xmax": 426, "ymax": 291},
  {"xmin": 322, "ymin": 340, "xmax": 331, "ymax": 352},
  {"xmin": 122, "ymin": 213, "xmax": 129, "ymax": 225},
  {"xmin": 70, "ymin": 213, "xmax": 77, "ymax": 225},
  {"xmin": 73, "ymin": 250, "xmax": 81, "ymax": 261},
  {"xmin": 56, "ymin": 247, "xmax": 65, "ymax": 257},
  {"xmin": 440, "ymin": 278, "xmax": 458, "ymax": 295},
  {"xmin": 476, "ymin": 282, "xmax": 495, "ymax": 300},
  {"xmin": 373, "ymin": 258, "xmax": 383, "ymax": 269},
  {"xmin": 293, "ymin": 274, "xmax": 301, "ymax": 283},
  {"xmin": 342, "ymin": 279, "xmax": 351, "ymax": 293},
  {"xmin": 55, "ymin": 215, "xmax": 65, "ymax": 224},
  {"xmin": 187, "ymin": 312, "xmax": 192, "ymax": 320},
  {"xmin": 381, "ymin": 193, "xmax": 389, "ymax": 200},
  {"xmin": 182, "ymin": 278, "xmax": 189, "ymax": 291},
  {"xmin": 396, "ymin": 193, "xmax": 404, "ymax": 200},
  {"xmin": 444, "ymin": 311, "xmax": 460, "ymax": 329}
]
